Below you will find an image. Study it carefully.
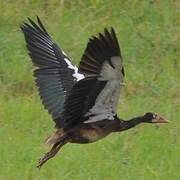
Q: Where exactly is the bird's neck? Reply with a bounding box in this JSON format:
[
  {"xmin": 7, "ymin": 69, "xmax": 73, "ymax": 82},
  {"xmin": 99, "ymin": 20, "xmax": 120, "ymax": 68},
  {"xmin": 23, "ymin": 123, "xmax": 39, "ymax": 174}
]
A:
[{"xmin": 114, "ymin": 115, "xmax": 145, "ymax": 132}]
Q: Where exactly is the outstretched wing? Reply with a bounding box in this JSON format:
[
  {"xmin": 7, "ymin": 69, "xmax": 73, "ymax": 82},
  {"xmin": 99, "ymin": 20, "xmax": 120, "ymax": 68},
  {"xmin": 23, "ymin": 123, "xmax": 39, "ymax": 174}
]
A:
[
  {"xmin": 60, "ymin": 28, "xmax": 125, "ymax": 130},
  {"xmin": 21, "ymin": 17, "xmax": 84, "ymax": 126},
  {"xmin": 78, "ymin": 28, "xmax": 124, "ymax": 77}
]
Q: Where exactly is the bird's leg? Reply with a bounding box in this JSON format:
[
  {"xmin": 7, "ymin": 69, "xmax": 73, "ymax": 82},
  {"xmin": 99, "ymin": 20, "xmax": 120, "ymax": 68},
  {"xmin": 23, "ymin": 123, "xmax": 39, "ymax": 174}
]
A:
[{"xmin": 37, "ymin": 141, "xmax": 66, "ymax": 169}]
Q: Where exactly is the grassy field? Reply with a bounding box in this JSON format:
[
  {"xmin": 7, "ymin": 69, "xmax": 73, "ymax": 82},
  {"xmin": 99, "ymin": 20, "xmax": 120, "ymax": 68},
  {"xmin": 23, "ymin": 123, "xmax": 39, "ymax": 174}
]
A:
[{"xmin": 0, "ymin": 0, "xmax": 179, "ymax": 179}]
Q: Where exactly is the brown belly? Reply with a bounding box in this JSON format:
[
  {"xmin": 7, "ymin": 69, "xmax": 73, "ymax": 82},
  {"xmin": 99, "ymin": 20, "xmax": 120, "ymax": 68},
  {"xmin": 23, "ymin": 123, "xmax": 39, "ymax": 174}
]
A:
[{"xmin": 67, "ymin": 124, "xmax": 111, "ymax": 144}]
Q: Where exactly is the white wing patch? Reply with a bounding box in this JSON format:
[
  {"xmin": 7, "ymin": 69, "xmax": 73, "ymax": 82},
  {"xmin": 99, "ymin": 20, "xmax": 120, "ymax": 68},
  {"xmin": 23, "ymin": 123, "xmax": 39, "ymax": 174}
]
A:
[
  {"xmin": 64, "ymin": 58, "xmax": 85, "ymax": 81},
  {"xmin": 62, "ymin": 50, "xmax": 67, "ymax": 56},
  {"xmin": 84, "ymin": 56, "xmax": 124, "ymax": 123}
]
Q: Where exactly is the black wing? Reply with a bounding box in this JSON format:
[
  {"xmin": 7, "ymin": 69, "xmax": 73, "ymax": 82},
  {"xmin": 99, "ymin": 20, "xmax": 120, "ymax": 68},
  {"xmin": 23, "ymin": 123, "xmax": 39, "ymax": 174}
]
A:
[
  {"xmin": 59, "ymin": 76, "xmax": 107, "ymax": 130},
  {"xmin": 79, "ymin": 28, "xmax": 124, "ymax": 77},
  {"xmin": 21, "ymin": 17, "xmax": 84, "ymax": 126},
  {"xmin": 61, "ymin": 28, "xmax": 124, "ymax": 130}
]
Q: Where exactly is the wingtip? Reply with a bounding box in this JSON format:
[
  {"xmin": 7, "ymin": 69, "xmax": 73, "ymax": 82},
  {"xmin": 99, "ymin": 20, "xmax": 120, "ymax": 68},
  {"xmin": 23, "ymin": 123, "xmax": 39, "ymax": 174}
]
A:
[
  {"xmin": 104, "ymin": 27, "xmax": 109, "ymax": 33},
  {"xmin": 110, "ymin": 27, "xmax": 116, "ymax": 36},
  {"xmin": 36, "ymin": 16, "xmax": 42, "ymax": 25},
  {"xmin": 27, "ymin": 16, "xmax": 39, "ymax": 27},
  {"xmin": 36, "ymin": 16, "xmax": 49, "ymax": 35},
  {"xmin": 110, "ymin": 26, "xmax": 115, "ymax": 31},
  {"xmin": 104, "ymin": 27, "xmax": 115, "ymax": 35},
  {"xmin": 36, "ymin": 15, "xmax": 40, "ymax": 21},
  {"xmin": 20, "ymin": 21, "xmax": 26, "ymax": 30},
  {"xmin": 26, "ymin": 16, "xmax": 40, "ymax": 25},
  {"xmin": 27, "ymin": 17, "xmax": 33, "ymax": 23}
]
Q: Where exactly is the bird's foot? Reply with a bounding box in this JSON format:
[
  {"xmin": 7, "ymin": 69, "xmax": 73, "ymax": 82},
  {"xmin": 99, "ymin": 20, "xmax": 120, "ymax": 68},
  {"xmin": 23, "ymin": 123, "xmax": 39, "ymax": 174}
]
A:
[
  {"xmin": 37, "ymin": 141, "xmax": 66, "ymax": 169},
  {"xmin": 37, "ymin": 152, "xmax": 52, "ymax": 169}
]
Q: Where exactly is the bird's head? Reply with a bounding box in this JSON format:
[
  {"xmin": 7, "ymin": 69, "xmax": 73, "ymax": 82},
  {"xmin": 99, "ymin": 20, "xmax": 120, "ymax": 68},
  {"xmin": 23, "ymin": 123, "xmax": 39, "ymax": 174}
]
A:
[{"xmin": 143, "ymin": 112, "xmax": 170, "ymax": 123}]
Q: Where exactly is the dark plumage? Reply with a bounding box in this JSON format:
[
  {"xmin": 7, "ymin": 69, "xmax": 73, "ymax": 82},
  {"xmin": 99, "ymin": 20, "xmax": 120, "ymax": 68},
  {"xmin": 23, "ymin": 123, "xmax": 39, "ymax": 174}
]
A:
[{"xmin": 21, "ymin": 17, "xmax": 169, "ymax": 168}]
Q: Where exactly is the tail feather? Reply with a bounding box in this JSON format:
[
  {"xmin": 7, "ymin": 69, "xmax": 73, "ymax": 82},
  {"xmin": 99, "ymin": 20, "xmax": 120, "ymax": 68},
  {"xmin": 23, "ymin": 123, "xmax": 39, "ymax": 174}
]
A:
[{"xmin": 44, "ymin": 129, "xmax": 65, "ymax": 145}]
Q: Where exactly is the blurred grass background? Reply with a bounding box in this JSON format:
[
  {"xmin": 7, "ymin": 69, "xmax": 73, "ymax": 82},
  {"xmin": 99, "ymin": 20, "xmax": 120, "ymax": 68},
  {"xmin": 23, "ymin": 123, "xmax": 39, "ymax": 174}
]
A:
[{"xmin": 0, "ymin": 0, "xmax": 179, "ymax": 179}]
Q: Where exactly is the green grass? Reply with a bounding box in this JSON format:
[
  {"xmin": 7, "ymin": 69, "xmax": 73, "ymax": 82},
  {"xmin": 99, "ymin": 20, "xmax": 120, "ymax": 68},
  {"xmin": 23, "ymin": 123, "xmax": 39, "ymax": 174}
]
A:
[{"xmin": 0, "ymin": 0, "xmax": 179, "ymax": 179}]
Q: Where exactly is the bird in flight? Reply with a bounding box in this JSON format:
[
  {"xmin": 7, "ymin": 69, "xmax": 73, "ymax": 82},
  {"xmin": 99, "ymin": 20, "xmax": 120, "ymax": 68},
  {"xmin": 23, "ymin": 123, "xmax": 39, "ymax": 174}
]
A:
[{"xmin": 21, "ymin": 17, "xmax": 169, "ymax": 168}]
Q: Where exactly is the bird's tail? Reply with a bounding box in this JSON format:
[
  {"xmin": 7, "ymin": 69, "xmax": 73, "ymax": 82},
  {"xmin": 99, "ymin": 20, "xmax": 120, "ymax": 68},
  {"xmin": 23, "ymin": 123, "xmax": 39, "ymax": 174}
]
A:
[{"xmin": 44, "ymin": 128, "xmax": 65, "ymax": 145}]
